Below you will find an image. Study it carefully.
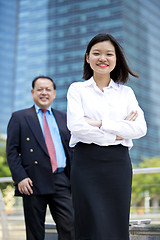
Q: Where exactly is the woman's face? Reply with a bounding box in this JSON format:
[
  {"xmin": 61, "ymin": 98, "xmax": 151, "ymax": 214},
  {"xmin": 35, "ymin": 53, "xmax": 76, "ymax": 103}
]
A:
[{"xmin": 86, "ymin": 40, "xmax": 116, "ymax": 77}]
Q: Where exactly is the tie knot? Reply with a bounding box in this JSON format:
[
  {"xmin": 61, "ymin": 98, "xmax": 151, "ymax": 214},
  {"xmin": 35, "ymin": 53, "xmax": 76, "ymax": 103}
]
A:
[{"xmin": 41, "ymin": 109, "xmax": 47, "ymax": 114}]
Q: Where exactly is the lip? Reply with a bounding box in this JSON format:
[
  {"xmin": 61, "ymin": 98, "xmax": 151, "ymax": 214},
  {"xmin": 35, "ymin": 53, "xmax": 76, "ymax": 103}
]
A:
[
  {"xmin": 97, "ymin": 63, "xmax": 109, "ymax": 67},
  {"xmin": 40, "ymin": 97, "xmax": 48, "ymax": 101}
]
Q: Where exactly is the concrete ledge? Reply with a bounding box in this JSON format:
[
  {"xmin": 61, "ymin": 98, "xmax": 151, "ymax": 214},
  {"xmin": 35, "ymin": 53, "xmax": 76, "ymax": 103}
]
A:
[
  {"xmin": 129, "ymin": 219, "xmax": 151, "ymax": 226},
  {"xmin": 45, "ymin": 223, "xmax": 57, "ymax": 240},
  {"xmin": 130, "ymin": 225, "xmax": 160, "ymax": 240},
  {"xmin": 45, "ymin": 222, "xmax": 160, "ymax": 240}
]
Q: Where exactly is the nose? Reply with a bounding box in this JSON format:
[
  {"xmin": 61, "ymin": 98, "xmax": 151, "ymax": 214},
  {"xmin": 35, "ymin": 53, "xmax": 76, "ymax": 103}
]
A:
[
  {"xmin": 99, "ymin": 54, "xmax": 107, "ymax": 61},
  {"xmin": 41, "ymin": 89, "xmax": 47, "ymax": 94}
]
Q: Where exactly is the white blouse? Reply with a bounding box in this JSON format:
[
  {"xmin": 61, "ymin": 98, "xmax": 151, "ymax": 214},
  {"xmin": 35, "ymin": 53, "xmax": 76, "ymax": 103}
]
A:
[{"xmin": 67, "ymin": 77, "xmax": 147, "ymax": 149}]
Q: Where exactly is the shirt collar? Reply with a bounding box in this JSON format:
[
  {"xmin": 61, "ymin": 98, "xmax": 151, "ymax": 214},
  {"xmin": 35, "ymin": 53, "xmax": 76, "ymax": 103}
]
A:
[
  {"xmin": 34, "ymin": 104, "xmax": 52, "ymax": 114},
  {"xmin": 107, "ymin": 79, "xmax": 119, "ymax": 90},
  {"xmin": 84, "ymin": 76, "xmax": 119, "ymax": 90}
]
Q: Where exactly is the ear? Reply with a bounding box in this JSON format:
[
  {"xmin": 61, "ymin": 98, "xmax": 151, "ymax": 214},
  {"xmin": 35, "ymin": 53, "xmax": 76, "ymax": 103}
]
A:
[
  {"xmin": 53, "ymin": 90, "xmax": 56, "ymax": 99},
  {"xmin": 31, "ymin": 89, "xmax": 34, "ymax": 96},
  {"xmin": 86, "ymin": 53, "xmax": 90, "ymax": 64}
]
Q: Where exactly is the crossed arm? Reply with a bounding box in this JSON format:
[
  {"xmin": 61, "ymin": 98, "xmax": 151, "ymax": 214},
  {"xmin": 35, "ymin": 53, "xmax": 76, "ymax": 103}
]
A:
[
  {"xmin": 17, "ymin": 112, "xmax": 138, "ymax": 194},
  {"xmin": 84, "ymin": 111, "xmax": 138, "ymax": 140}
]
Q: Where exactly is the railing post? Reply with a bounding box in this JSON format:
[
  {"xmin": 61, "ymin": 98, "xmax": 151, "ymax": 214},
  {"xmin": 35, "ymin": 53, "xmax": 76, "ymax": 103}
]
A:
[{"xmin": 0, "ymin": 189, "xmax": 9, "ymax": 240}]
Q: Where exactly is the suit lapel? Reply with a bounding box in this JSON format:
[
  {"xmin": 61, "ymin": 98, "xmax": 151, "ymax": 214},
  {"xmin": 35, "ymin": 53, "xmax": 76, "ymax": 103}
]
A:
[
  {"xmin": 52, "ymin": 109, "xmax": 64, "ymax": 140},
  {"xmin": 25, "ymin": 106, "xmax": 49, "ymax": 156},
  {"xmin": 52, "ymin": 108, "xmax": 67, "ymax": 150},
  {"xmin": 52, "ymin": 109, "xmax": 60, "ymax": 130}
]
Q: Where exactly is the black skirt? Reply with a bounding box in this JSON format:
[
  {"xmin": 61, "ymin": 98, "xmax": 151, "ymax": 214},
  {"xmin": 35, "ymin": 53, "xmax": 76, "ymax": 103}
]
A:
[{"xmin": 71, "ymin": 143, "xmax": 132, "ymax": 240}]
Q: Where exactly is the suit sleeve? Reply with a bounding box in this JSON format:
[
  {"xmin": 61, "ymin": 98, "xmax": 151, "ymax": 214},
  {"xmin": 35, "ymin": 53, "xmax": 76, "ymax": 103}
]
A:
[{"xmin": 6, "ymin": 113, "xmax": 28, "ymax": 185}]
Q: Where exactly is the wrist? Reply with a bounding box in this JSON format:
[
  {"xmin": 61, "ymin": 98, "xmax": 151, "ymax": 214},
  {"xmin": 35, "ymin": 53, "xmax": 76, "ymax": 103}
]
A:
[{"xmin": 98, "ymin": 120, "xmax": 102, "ymax": 128}]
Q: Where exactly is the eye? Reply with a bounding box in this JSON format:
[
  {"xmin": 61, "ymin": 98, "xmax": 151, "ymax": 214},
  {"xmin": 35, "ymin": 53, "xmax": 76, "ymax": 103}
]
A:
[
  {"xmin": 93, "ymin": 52, "xmax": 99, "ymax": 56},
  {"xmin": 107, "ymin": 52, "xmax": 115, "ymax": 56},
  {"xmin": 37, "ymin": 88, "xmax": 43, "ymax": 92},
  {"xmin": 46, "ymin": 88, "xmax": 52, "ymax": 92}
]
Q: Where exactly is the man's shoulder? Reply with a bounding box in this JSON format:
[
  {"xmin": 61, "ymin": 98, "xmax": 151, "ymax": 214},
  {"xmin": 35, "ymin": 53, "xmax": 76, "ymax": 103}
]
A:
[
  {"xmin": 52, "ymin": 108, "xmax": 66, "ymax": 117},
  {"xmin": 52, "ymin": 109, "xmax": 67, "ymax": 125},
  {"xmin": 12, "ymin": 106, "xmax": 34, "ymax": 117}
]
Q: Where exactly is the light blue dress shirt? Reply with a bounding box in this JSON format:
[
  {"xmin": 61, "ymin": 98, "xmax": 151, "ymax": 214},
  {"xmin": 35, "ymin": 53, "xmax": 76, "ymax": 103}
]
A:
[{"xmin": 35, "ymin": 104, "xmax": 66, "ymax": 168}]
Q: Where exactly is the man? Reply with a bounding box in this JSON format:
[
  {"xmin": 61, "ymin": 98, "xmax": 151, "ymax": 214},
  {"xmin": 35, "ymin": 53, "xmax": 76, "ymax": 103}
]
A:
[{"xmin": 6, "ymin": 76, "xmax": 74, "ymax": 240}]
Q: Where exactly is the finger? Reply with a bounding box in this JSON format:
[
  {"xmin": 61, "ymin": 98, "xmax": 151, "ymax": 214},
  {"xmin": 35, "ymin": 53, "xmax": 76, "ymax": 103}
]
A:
[
  {"xmin": 132, "ymin": 114, "xmax": 138, "ymax": 121},
  {"xmin": 27, "ymin": 185, "xmax": 33, "ymax": 194},
  {"xmin": 127, "ymin": 114, "xmax": 134, "ymax": 121},
  {"xmin": 130, "ymin": 113, "xmax": 136, "ymax": 121},
  {"xmin": 129, "ymin": 112, "xmax": 138, "ymax": 121},
  {"xmin": 125, "ymin": 111, "xmax": 134, "ymax": 120},
  {"xmin": 126, "ymin": 111, "xmax": 138, "ymax": 121},
  {"xmin": 24, "ymin": 186, "xmax": 32, "ymax": 195},
  {"xmin": 19, "ymin": 184, "xmax": 33, "ymax": 195},
  {"xmin": 131, "ymin": 112, "xmax": 138, "ymax": 119},
  {"xmin": 28, "ymin": 178, "xmax": 33, "ymax": 187},
  {"xmin": 20, "ymin": 188, "xmax": 26, "ymax": 195},
  {"xmin": 26, "ymin": 181, "xmax": 33, "ymax": 194},
  {"xmin": 19, "ymin": 187, "xmax": 23, "ymax": 194},
  {"xmin": 18, "ymin": 184, "xmax": 25, "ymax": 194},
  {"xmin": 21, "ymin": 186, "xmax": 32, "ymax": 195}
]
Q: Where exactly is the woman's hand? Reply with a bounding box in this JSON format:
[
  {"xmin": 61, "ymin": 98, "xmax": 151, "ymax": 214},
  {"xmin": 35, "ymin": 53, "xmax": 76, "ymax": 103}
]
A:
[
  {"xmin": 125, "ymin": 111, "xmax": 138, "ymax": 121},
  {"xmin": 116, "ymin": 111, "xmax": 138, "ymax": 140},
  {"xmin": 84, "ymin": 111, "xmax": 138, "ymax": 140},
  {"xmin": 84, "ymin": 117, "xmax": 102, "ymax": 128}
]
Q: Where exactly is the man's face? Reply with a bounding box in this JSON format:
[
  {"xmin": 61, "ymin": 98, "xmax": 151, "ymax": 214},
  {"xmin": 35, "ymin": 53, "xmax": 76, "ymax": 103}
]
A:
[{"xmin": 31, "ymin": 78, "xmax": 56, "ymax": 109}]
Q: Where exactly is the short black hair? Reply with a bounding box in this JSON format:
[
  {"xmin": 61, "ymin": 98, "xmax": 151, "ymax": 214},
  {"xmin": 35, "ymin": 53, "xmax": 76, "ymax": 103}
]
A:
[
  {"xmin": 32, "ymin": 76, "xmax": 56, "ymax": 89},
  {"xmin": 83, "ymin": 33, "xmax": 139, "ymax": 83}
]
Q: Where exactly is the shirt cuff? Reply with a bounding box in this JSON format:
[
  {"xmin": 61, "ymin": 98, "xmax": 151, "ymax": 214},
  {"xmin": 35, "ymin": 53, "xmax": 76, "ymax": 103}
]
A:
[
  {"xmin": 101, "ymin": 118, "xmax": 116, "ymax": 133},
  {"xmin": 102, "ymin": 131, "xmax": 116, "ymax": 143}
]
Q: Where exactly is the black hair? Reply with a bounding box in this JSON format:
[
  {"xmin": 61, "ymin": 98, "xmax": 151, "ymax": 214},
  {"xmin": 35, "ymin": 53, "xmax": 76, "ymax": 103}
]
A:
[
  {"xmin": 32, "ymin": 76, "xmax": 56, "ymax": 89},
  {"xmin": 83, "ymin": 33, "xmax": 139, "ymax": 83}
]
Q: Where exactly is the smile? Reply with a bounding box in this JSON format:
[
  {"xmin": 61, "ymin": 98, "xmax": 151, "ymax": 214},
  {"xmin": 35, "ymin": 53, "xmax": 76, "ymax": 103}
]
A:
[
  {"xmin": 97, "ymin": 63, "xmax": 109, "ymax": 67},
  {"xmin": 40, "ymin": 97, "xmax": 48, "ymax": 100}
]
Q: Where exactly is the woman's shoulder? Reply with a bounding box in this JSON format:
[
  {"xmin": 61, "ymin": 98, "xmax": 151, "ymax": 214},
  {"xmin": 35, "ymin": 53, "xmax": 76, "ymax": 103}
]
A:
[
  {"xmin": 68, "ymin": 80, "xmax": 87, "ymax": 92},
  {"xmin": 69, "ymin": 80, "xmax": 85, "ymax": 87},
  {"xmin": 117, "ymin": 84, "xmax": 137, "ymax": 101},
  {"xmin": 69, "ymin": 77, "xmax": 94, "ymax": 89},
  {"xmin": 118, "ymin": 83, "xmax": 134, "ymax": 93}
]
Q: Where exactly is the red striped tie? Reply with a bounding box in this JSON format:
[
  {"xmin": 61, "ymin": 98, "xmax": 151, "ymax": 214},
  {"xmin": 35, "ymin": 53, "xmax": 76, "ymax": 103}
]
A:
[{"xmin": 42, "ymin": 109, "xmax": 57, "ymax": 172}]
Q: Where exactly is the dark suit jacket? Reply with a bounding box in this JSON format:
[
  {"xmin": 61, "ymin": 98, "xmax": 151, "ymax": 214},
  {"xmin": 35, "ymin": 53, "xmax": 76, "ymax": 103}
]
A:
[{"xmin": 6, "ymin": 106, "xmax": 72, "ymax": 196}]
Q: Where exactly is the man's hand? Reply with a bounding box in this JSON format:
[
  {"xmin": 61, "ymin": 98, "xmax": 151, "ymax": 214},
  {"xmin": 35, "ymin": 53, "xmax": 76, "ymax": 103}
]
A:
[{"xmin": 18, "ymin": 178, "xmax": 33, "ymax": 195}]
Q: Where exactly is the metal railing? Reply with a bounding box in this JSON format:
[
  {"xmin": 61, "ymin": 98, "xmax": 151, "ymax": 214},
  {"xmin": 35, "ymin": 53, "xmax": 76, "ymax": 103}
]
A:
[
  {"xmin": 0, "ymin": 177, "xmax": 12, "ymax": 183},
  {"xmin": 0, "ymin": 167, "xmax": 160, "ymax": 184},
  {"xmin": 0, "ymin": 190, "xmax": 9, "ymax": 240},
  {"xmin": 133, "ymin": 167, "xmax": 160, "ymax": 174}
]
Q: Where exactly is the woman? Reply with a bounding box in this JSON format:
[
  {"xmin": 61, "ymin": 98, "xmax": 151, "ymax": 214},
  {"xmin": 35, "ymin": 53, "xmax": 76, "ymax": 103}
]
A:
[{"xmin": 67, "ymin": 33, "xmax": 147, "ymax": 240}]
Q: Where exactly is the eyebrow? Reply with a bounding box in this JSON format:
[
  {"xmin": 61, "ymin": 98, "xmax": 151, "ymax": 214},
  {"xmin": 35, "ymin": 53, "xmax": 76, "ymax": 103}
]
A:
[{"xmin": 92, "ymin": 49, "xmax": 115, "ymax": 52}]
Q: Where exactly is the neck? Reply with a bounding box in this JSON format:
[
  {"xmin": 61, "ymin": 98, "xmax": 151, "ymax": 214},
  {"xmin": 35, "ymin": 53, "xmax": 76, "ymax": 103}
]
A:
[{"xmin": 93, "ymin": 73, "xmax": 111, "ymax": 91}]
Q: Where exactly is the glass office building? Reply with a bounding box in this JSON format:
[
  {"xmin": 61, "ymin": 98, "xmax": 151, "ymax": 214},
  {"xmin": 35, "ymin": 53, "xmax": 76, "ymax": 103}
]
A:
[
  {"xmin": 0, "ymin": 0, "xmax": 18, "ymax": 136},
  {"xmin": 0, "ymin": 0, "xmax": 160, "ymax": 164}
]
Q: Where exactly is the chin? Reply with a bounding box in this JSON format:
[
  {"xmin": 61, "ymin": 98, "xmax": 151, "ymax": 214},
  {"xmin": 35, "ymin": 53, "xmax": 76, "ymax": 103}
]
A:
[{"xmin": 39, "ymin": 104, "xmax": 48, "ymax": 109}]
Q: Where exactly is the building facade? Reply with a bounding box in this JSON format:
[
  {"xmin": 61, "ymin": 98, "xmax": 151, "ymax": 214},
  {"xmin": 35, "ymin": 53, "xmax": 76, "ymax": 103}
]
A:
[
  {"xmin": 0, "ymin": 0, "xmax": 18, "ymax": 136},
  {"xmin": 0, "ymin": 0, "xmax": 160, "ymax": 164}
]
